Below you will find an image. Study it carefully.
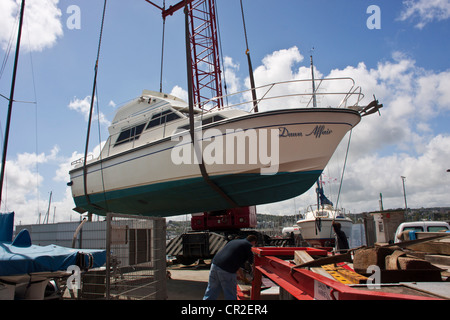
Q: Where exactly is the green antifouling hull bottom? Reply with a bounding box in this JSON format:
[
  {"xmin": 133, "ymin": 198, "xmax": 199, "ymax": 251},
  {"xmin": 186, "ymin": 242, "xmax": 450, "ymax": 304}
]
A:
[{"xmin": 73, "ymin": 170, "xmax": 322, "ymax": 217}]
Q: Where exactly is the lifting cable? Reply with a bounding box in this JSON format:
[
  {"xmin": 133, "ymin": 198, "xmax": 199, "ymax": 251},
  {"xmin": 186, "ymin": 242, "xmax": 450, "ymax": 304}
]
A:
[
  {"xmin": 82, "ymin": 0, "xmax": 108, "ymax": 212},
  {"xmin": 183, "ymin": 2, "xmax": 237, "ymax": 209},
  {"xmin": 240, "ymin": 0, "xmax": 258, "ymax": 112},
  {"xmin": 159, "ymin": 0, "xmax": 166, "ymax": 93}
]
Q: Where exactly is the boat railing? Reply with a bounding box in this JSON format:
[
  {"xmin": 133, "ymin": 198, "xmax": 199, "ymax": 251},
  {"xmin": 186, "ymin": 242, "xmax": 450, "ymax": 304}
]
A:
[
  {"xmin": 71, "ymin": 154, "xmax": 93, "ymax": 166},
  {"xmin": 197, "ymin": 77, "xmax": 365, "ymax": 113}
]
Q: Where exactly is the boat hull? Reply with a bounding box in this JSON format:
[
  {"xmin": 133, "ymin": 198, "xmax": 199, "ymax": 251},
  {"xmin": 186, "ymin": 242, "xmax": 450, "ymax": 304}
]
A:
[
  {"xmin": 297, "ymin": 218, "xmax": 353, "ymax": 247},
  {"xmin": 69, "ymin": 108, "xmax": 360, "ymax": 217}
]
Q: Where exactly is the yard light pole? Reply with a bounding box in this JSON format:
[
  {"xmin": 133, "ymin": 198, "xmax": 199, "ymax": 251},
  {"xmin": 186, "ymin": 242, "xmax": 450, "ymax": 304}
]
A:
[{"xmin": 401, "ymin": 176, "xmax": 408, "ymax": 218}]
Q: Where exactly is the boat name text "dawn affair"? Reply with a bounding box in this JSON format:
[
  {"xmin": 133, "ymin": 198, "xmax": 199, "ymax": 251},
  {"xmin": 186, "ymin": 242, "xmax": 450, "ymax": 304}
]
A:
[{"xmin": 278, "ymin": 125, "xmax": 333, "ymax": 138}]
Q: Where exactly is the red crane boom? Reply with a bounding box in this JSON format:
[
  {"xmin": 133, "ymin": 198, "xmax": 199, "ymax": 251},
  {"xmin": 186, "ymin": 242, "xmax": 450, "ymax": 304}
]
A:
[{"xmin": 146, "ymin": 0, "xmax": 223, "ymax": 110}]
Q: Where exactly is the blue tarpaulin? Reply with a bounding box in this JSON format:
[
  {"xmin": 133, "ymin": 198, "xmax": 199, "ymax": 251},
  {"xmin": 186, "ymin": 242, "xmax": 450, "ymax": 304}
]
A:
[
  {"xmin": 0, "ymin": 212, "xmax": 106, "ymax": 277},
  {"xmin": 0, "ymin": 212, "xmax": 14, "ymax": 242}
]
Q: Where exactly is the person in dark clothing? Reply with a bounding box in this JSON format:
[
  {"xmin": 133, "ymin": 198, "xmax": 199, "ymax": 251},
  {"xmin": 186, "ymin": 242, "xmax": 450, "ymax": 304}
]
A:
[
  {"xmin": 332, "ymin": 221, "xmax": 349, "ymax": 252},
  {"xmin": 203, "ymin": 234, "xmax": 257, "ymax": 300}
]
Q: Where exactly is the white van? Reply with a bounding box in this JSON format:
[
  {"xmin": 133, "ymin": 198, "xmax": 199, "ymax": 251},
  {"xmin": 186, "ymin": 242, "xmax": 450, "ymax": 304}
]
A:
[
  {"xmin": 281, "ymin": 226, "xmax": 300, "ymax": 237},
  {"xmin": 394, "ymin": 221, "xmax": 450, "ymax": 243}
]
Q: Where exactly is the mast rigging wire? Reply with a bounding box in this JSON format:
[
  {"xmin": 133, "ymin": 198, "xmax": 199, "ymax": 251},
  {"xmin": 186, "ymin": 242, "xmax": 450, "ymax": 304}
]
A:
[
  {"xmin": 0, "ymin": 12, "xmax": 19, "ymax": 83},
  {"xmin": 0, "ymin": 0, "xmax": 25, "ymax": 209},
  {"xmin": 335, "ymin": 129, "xmax": 353, "ymax": 211},
  {"xmin": 82, "ymin": 0, "xmax": 108, "ymax": 214}
]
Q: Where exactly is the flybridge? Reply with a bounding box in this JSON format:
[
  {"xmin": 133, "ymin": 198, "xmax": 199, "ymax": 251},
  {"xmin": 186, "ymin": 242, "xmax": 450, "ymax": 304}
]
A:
[{"xmin": 110, "ymin": 90, "xmax": 188, "ymax": 126}]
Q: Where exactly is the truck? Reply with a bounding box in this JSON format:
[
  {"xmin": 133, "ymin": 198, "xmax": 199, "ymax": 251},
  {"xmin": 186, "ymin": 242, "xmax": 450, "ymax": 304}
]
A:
[
  {"xmin": 166, "ymin": 206, "xmax": 293, "ymax": 265},
  {"xmin": 394, "ymin": 221, "xmax": 450, "ymax": 243}
]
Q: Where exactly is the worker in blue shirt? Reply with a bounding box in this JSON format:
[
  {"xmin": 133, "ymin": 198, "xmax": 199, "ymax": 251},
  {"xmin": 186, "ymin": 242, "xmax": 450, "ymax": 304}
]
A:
[{"xmin": 203, "ymin": 234, "xmax": 257, "ymax": 300}]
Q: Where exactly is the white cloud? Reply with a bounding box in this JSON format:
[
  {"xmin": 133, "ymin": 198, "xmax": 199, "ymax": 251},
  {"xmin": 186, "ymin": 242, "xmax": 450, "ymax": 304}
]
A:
[
  {"xmin": 337, "ymin": 134, "xmax": 450, "ymax": 211},
  {"xmin": 108, "ymin": 100, "xmax": 116, "ymax": 108},
  {"xmin": 0, "ymin": 0, "xmax": 63, "ymax": 52},
  {"xmin": 1, "ymin": 145, "xmax": 101, "ymax": 225},
  {"xmin": 223, "ymin": 56, "xmax": 240, "ymax": 94},
  {"xmin": 249, "ymin": 46, "xmax": 450, "ymax": 214},
  {"xmin": 254, "ymin": 46, "xmax": 305, "ymax": 84},
  {"xmin": 399, "ymin": 0, "xmax": 450, "ymax": 29},
  {"xmin": 0, "ymin": 147, "xmax": 59, "ymax": 223},
  {"xmin": 170, "ymin": 85, "xmax": 188, "ymax": 103},
  {"xmin": 54, "ymin": 151, "xmax": 82, "ymax": 183},
  {"xmin": 68, "ymin": 96, "xmax": 110, "ymax": 126}
]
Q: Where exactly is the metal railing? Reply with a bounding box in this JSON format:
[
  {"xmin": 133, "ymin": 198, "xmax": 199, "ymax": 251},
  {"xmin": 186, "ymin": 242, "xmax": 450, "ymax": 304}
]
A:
[{"xmin": 199, "ymin": 77, "xmax": 365, "ymax": 112}]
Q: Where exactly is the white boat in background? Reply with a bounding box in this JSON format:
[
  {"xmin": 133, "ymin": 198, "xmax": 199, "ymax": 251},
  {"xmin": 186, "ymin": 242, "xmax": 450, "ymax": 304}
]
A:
[
  {"xmin": 296, "ymin": 203, "xmax": 353, "ymax": 247},
  {"xmin": 295, "ymin": 177, "xmax": 353, "ymax": 247},
  {"xmin": 68, "ymin": 78, "xmax": 380, "ymax": 217}
]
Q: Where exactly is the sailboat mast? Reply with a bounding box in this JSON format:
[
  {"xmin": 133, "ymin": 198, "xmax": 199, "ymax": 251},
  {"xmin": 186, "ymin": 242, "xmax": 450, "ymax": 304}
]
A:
[{"xmin": 0, "ymin": 0, "xmax": 26, "ymax": 207}]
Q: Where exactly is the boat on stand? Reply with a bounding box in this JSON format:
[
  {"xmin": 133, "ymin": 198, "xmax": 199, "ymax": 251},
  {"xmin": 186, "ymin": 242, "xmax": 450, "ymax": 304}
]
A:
[
  {"xmin": 68, "ymin": 79, "xmax": 381, "ymax": 218},
  {"xmin": 296, "ymin": 179, "xmax": 353, "ymax": 247},
  {"xmin": 68, "ymin": 1, "xmax": 382, "ymax": 218}
]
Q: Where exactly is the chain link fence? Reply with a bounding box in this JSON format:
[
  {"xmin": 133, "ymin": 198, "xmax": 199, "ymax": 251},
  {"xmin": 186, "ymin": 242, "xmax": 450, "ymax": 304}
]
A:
[
  {"xmin": 101, "ymin": 213, "xmax": 166, "ymax": 300},
  {"xmin": 15, "ymin": 214, "xmax": 166, "ymax": 300}
]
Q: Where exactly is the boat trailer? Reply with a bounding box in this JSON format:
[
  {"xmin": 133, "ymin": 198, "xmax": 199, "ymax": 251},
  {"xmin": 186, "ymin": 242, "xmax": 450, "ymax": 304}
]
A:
[{"xmin": 239, "ymin": 247, "xmax": 446, "ymax": 300}]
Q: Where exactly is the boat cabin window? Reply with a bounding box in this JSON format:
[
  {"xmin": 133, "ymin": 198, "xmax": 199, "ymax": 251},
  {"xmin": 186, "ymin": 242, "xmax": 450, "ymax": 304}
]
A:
[
  {"xmin": 114, "ymin": 123, "xmax": 146, "ymax": 146},
  {"xmin": 202, "ymin": 115, "xmax": 225, "ymax": 125},
  {"xmin": 178, "ymin": 115, "xmax": 225, "ymax": 131},
  {"xmin": 146, "ymin": 109, "xmax": 181, "ymax": 130},
  {"xmin": 316, "ymin": 211, "xmax": 329, "ymax": 218}
]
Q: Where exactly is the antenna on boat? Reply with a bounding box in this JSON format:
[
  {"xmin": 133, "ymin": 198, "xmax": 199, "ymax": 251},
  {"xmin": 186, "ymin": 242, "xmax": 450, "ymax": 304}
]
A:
[{"xmin": 310, "ymin": 48, "xmax": 317, "ymax": 108}]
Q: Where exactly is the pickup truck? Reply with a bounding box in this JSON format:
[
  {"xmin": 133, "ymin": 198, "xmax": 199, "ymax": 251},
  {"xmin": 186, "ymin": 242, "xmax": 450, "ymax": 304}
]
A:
[{"xmin": 394, "ymin": 221, "xmax": 450, "ymax": 243}]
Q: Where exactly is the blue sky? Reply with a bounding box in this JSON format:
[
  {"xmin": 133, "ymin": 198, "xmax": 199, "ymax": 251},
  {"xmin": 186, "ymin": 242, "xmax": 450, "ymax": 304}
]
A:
[{"xmin": 0, "ymin": 0, "xmax": 449, "ymax": 224}]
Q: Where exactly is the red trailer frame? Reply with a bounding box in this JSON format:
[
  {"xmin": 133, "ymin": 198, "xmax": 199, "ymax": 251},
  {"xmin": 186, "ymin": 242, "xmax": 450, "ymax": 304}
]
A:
[{"xmin": 246, "ymin": 247, "xmax": 442, "ymax": 300}]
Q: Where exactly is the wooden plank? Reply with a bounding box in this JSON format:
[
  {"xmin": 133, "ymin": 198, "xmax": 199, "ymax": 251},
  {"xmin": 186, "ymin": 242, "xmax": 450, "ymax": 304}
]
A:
[
  {"xmin": 409, "ymin": 241, "xmax": 450, "ymax": 255},
  {"xmin": 294, "ymin": 251, "xmax": 335, "ymax": 280},
  {"xmin": 293, "ymin": 252, "xmax": 352, "ymax": 268}
]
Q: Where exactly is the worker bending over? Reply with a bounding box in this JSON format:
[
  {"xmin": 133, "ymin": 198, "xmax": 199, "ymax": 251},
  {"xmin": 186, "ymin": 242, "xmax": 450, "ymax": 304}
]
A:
[{"xmin": 203, "ymin": 234, "xmax": 257, "ymax": 300}]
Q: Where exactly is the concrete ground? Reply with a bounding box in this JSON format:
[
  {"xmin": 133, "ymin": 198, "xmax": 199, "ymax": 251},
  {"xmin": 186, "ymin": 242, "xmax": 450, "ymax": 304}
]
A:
[
  {"xmin": 166, "ymin": 265, "xmax": 211, "ymax": 300},
  {"xmin": 165, "ymin": 263, "xmax": 280, "ymax": 300}
]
